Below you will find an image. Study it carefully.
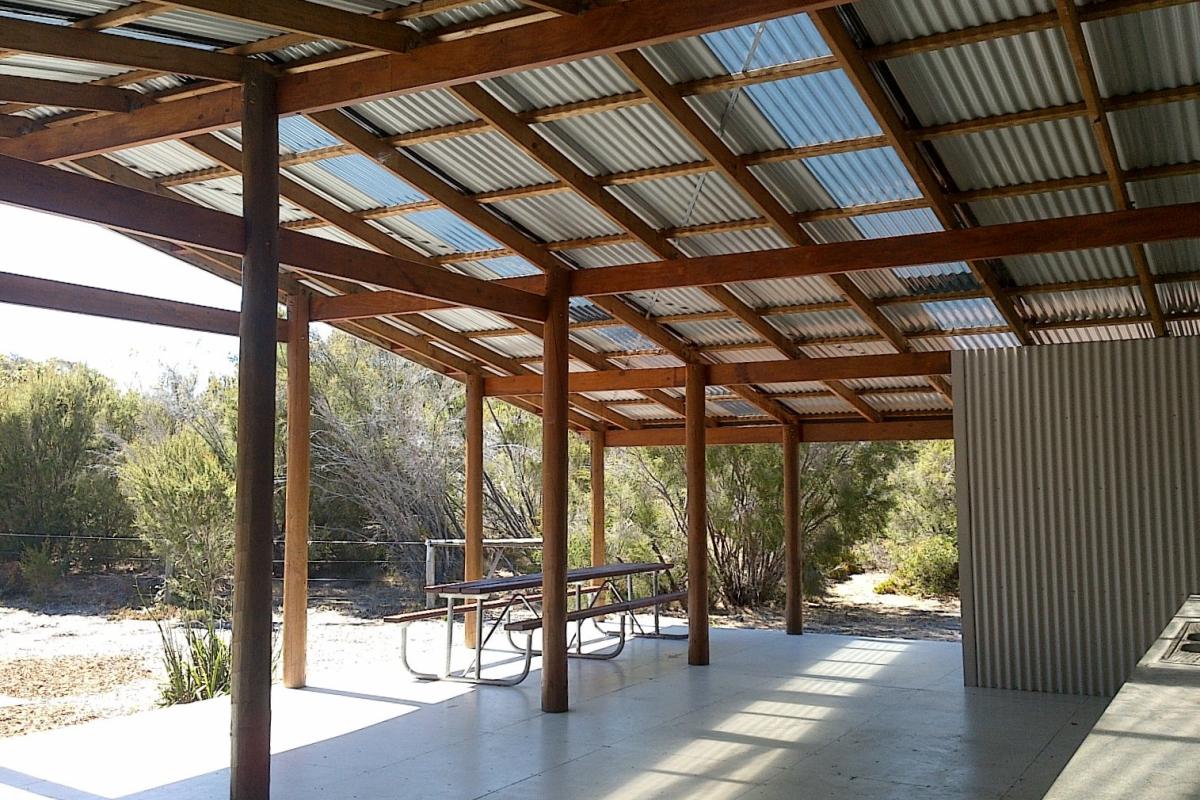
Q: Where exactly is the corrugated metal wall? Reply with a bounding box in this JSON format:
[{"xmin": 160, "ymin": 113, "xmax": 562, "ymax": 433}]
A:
[{"xmin": 955, "ymin": 338, "xmax": 1200, "ymax": 696}]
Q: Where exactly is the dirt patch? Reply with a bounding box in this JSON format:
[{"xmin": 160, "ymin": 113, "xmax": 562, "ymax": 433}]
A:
[{"xmin": 0, "ymin": 654, "xmax": 151, "ymax": 700}]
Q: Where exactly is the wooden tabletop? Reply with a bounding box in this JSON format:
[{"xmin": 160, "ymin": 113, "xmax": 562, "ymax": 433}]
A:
[{"xmin": 426, "ymin": 561, "xmax": 672, "ymax": 595}]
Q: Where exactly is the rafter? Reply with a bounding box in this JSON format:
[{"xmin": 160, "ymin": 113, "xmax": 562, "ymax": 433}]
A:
[
  {"xmin": 306, "ymin": 108, "xmax": 710, "ymax": 424},
  {"xmin": 160, "ymin": 0, "xmax": 423, "ymax": 53},
  {"xmin": 0, "ymin": 16, "xmax": 247, "ymax": 82},
  {"xmin": 0, "ymin": 75, "xmax": 149, "ymax": 113},
  {"xmin": 180, "ymin": 131, "xmax": 641, "ymax": 430},
  {"xmin": 1054, "ymin": 0, "xmax": 1168, "ymax": 336},
  {"xmin": 614, "ymin": 49, "xmax": 952, "ymax": 405},
  {"xmin": 449, "ymin": 81, "xmax": 877, "ymax": 423},
  {"xmin": 0, "ymin": 153, "xmax": 545, "ymax": 320},
  {"xmin": 606, "ymin": 418, "xmax": 954, "ymax": 447},
  {"xmin": 812, "ymin": 8, "xmax": 1033, "ymax": 353},
  {"xmin": 0, "ymin": 0, "xmax": 844, "ymax": 163}
]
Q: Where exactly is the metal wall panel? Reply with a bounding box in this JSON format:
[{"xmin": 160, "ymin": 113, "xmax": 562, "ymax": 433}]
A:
[{"xmin": 955, "ymin": 338, "xmax": 1200, "ymax": 696}]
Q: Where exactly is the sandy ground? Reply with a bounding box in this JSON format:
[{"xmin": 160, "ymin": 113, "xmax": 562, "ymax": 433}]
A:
[{"xmin": 0, "ymin": 571, "xmax": 958, "ymax": 739}]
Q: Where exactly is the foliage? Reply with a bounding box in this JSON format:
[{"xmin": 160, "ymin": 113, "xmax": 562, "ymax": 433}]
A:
[
  {"xmin": 611, "ymin": 441, "xmax": 903, "ymax": 608},
  {"xmin": 0, "ymin": 358, "xmax": 137, "ymax": 558},
  {"xmin": 118, "ymin": 428, "xmax": 234, "ymax": 609},
  {"xmin": 887, "ymin": 441, "xmax": 956, "ymax": 545},
  {"xmin": 156, "ymin": 617, "xmax": 232, "ymax": 705},
  {"xmin": 883, "ymin": 534, "xmax": 959, "ymax": 597},
  {"xmin": 18, "ymin": 541, "xmax": 63, "ymax": 602}
]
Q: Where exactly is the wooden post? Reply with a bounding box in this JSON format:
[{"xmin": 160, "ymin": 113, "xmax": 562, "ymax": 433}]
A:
[
  {"xmin": 541, "ymin": 271, "xmax": 570, "ymax": 713},
  {"xmin": 686, "ymin": 363, "xmax": 709, "ymax": 666},
  {"xmin": 590, "ymin": 428, "xmax": 605, "ymax": 571},
  {"xmin": 464, "ymin": 372, "xmax": 484, "ymax": 648},
  {"xmin": 283, "ymin": 292, "xmax": 310, "ymax": 688},
  {"xmin": 783, "ymin": 425, "xmax": 803, "ymax": 635},
  {"xmin": 230, "ymin": 61, "xmax": 278, "ymax": 800}
]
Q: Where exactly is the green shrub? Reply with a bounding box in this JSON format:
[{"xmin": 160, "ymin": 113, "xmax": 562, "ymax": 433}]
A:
[
  {"xmin": 873, "ymin": 574, "xmax": 904, "ymax": 595},
  {"xmin": 891, "ymin": 534, "xmax": 959, "ymax": 596},
  {"xmin": 157, "ymin": 617, "xmax": 232, "ymax": 705},
  {"xmin": 19, "ymin": 541, "xmax": 63, "ymax": 602}
]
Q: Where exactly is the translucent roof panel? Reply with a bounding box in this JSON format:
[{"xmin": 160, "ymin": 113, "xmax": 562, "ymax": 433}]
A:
[
  {"xmin": 700, "ymin": 14, "xmax": 831, "ymax": 71},
  {"xmin": 804, "ymin": 148, "xmax": 922, "ymax": 206},
  {"xmin": 736, "ymin": 72, "xmax": 882, "ymax": 146}
]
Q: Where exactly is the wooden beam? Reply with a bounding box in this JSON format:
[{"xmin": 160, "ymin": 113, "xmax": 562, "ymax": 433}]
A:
[
  {"xmin": 0, "ymin": 270, "xmax": 288, "ymax": 339},
  {"xmin": 0, "ymin": 114, "xmax": 41, "ymax": 137},
  {"xmin": 283, "ymin": 292, "xmax": 310, "ymax": 689},
  {"xmin": 0, "ymin": 75, "xmax": 149, "ymax": 113},
  {"xmin": 0, "ymin": 0, "xmax": 844, "ymax": 162},
  {"xmin": 590, "ymin": 428, "xmax": 605, "ymax": 572},
  {"xmin": 463, "ymin": 372, "xmax": 485, "ymax": 648},
  {"xmin": 686, "ymin": 363, "xmax": 709, "ymax": 667},
  {"xmin": 1055, "ymin": 0, "xmax": 1168, "ymax": 336},
  {"xmin": 0, "ymin": 154, "xmax": 546, "ymax": 321},
  {"xmin": 783, "ymin": 424, "xmax": 802, "ymax": 635},
  {"xmin": 568, "ymin": 203, "xmax": 1200, "ymax": 296},
  {"xmin": 521, "ymin": 0, "xmax": 584, "ymax": 12},
  {"xmin": 229, "ymin": 61, "xmax": 277, "ymax": 800},
  {"xmin": 605, "ymin": 418, "xmax": 953, "ymax": 447},
  {"xmin": 812, "ymin": 9, "xmax": 1033, "ymax": 348},
  {"xmin": 0, "ymin": 16, "xmax": 247, "ymax": 82},
  {"xmin": 160, "ymin": 0, "xmax": 423, "ymax": 53},
  {"xmin": 485, "ymin": 352, "xmax": 951, "ymax": 396},
  {"xmin": 540, "ymin": 271, "xmax": 570, "ymax": 713}
]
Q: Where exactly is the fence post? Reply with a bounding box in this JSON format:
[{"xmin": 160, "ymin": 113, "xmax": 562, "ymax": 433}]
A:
[{"xmin": 425, "ymin": 541, "xmax": 436, "ymax": 608}]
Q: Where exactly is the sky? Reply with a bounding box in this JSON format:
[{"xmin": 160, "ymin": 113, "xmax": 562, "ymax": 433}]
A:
[{"xmin": 1, "ymin": 204, "xmax": 249, "ymax": 390}]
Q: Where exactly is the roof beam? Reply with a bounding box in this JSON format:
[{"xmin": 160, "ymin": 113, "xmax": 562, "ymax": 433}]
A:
[
  {"xmin": 0, "ymin": 16, "xmax": 247, "ymax": 82},
  {"xmin": 159, "ymin": 0, "xmax": 423, "ymax": 53},
  {"xmin": 485, "ymin": 352, "xmax": 951, "ymax": 396},
  {"xmin": 0, "ymin": 0, "xmax": 844, "ymax": 163},
  {"xmin": 615, "ymin": 48, "xmax": 942, "ymax": 409},
  {"xmin": 0, "ymin": 153, "xmax": 546, "ymax": 321},
  {"xmin": 1055, "ymin": 0, "xmax": 1168, "ymax": 336},
  {"xmin": 0, "ymin": 75, "xmax": 149, "ymax": 113},
  {"xmin": 812, "ymin": 9, "xmax": 1033, "ymax": 348},
  {"xmin": 605, "ymin": 418, "xmax": 953, "ymax": 447},
  {"xmin": 0, "ymin": 270, "xmax": 286, "ymax": 340},
  {"xmin": 566, "ymin": 202, "xmax": 1200, "ymax": 296},
  {"xmin": 449, "ymin": 81, "xmax": 844, "ymax": 424}
]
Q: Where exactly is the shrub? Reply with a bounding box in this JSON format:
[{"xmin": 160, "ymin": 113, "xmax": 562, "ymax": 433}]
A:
[
  {"xmin": 873, "ymin": 574, "xmax": 904, "ymax": 595},
  {"xmin": 157, "ymin": 617, "xmax": 232, "ymax": 705},
  {"xmin": 18, "ymin": 541, "xmax": 63, "ymax": 602},
  {"xmin": 891, "ymin": 534, "xmax": 959, "ymax": 596}
]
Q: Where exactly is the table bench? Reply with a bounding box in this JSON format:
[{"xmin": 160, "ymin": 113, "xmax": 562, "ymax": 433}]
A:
[{"xmin": 389, "ymin": 562, "xmax": 685, "ymax": 686}]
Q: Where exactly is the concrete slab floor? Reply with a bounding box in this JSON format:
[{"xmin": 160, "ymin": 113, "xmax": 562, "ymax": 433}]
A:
[{"xmin": 0, "ymin": 620, "xmax": 1107, "ymax": 799}]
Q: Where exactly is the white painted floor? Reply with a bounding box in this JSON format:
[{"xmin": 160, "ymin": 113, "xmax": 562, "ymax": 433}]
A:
[{"xmin": 0, "ymin": 619, "xmax": 1108, "ymax": 799}]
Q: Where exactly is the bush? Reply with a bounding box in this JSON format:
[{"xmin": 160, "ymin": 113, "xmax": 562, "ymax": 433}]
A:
[
  {"xmin": 873, "ymin": 574, "xmax": 904, "ymax": 595},
  {"xmin": 19, "ymin": 541, "xmax": 63, "ymax": 602},
  {"xmin": 157, "ymin": 617, "xmax": 232, "ymax": 705},
  {"xmin": 889, "ymin": 534, "xmax": 959, "ymax": 596}
]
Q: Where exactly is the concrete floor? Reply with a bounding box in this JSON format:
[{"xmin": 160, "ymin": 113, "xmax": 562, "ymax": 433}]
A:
[{"xmin": 0, "ymin": 620, "xmax": 1107, "ymax": 799}]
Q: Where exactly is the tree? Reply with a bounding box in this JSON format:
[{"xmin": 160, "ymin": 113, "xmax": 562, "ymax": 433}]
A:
[
  {"xmin": 611, "ymin": 441, "xmax": 903, "ymax": 609},
  {"xmin": 118, "ymin": 428, "xmax": 234, "ymax": 608},
  {"xmin": 887, "ymin": 440, "xmax": 956, "ymax": 544},
  {"xmin": 0, "ymin": 358, "xmax": 136, "ymax": 554}
]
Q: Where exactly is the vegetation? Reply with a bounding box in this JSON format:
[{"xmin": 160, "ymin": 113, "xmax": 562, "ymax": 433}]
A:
[
  {"xmin": 0, "ymin": 333, "xmax": 959, "ymax": 616},
  {"xmin": 156, "ymin": 616, "xmax": 232, "ymax": 705}
]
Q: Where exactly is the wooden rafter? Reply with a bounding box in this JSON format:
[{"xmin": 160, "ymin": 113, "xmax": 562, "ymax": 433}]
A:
[
  {"xmin": 305, "ymin": 108, "xmax": 718, "ymax": 425},
  {"xmin": 811, "ymin": 9, "xmax": 1033, "ymax": 350},
  {"xmin": 606, "ymin": 418, "xmax": 953, "ymax": 447},
  {"xmin": 564, "ymin": 202, "xmax": 1200, "ymax": 296},
  {"xmin": 0, "ymin": 153, "xmax": 546, "ymax": 320},
  {"xmin": 179, "ymin": 133, "xmax": 641, "ymax": 430},
  {"xmin": 160, "ymin": 0, "xmax": 424, "ymax": 53},
  {"xmin": 449, "ymin": 81, "xmax": 877, "ymax": 423},
  {"xmin": 484, "ymin": 352, "xmax": 951, "ymax": 396},
  {"xmin": 1054, "ymin": 0, "xmax": 1168, "ymax": 336},
  {"xmin": 0, "ymin": 16, "xmax": 247, "ymax": 82},
  {"xmin": 0, "ymin": 0, "xmax": 844, "ymax": 163},
  {"xmin": 0, "ymin": 75, "xmax": 149, "ymax": 113},
  {"xmin": 614, "ymin": 49, "xmax": 952, "ymax": 404}
]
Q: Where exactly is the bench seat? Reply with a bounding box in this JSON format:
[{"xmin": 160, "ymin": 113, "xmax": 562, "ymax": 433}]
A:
[{"xmin": 505, "ymin": 590, "xmax": 686, "ymax": 633}]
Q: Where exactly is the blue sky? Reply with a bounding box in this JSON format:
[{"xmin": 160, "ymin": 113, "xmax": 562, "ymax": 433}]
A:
[{"xmin": 0, "ymin": 204, "xmax": 247, "ymax": 389}]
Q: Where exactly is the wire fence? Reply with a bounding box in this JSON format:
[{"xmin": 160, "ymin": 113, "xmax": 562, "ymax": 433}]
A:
[{"xmin": 0, "ymin": 530, "xmax": 545, "ymax": 607}]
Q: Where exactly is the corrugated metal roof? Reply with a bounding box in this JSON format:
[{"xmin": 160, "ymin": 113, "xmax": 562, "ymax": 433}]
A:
[
  {"xmin": 934, "ymin": 117, "xmax": 1103, "ymax": 191},
  {"xmin": 1034, "ymin": 322, "xmax": 1155, "ymax": 344},
  {"xmin": 854, "ymin": 0, "xmax": 1054, "ymax": 43},
  {"xmin": 1110, "ymin": 99, "xmax": 1200, "ymax": 170},
  {"xmin": 1083, "ymin": 2, "xmax": 1200, "ymax": 97},
  {"xmin": 1016, "ymin": 286, "xmax": 1146, "ymax": 323}
]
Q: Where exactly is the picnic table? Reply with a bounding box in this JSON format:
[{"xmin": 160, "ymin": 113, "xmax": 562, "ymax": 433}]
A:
[{"xmin": 386, "ymin": 562, "xmax": 685, "ymax": 686}]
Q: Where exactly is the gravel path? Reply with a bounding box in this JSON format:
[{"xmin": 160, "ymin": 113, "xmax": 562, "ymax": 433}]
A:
[{"xmin": 0, "ymin": 571, "xmax": 959, "ymax": 739}]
